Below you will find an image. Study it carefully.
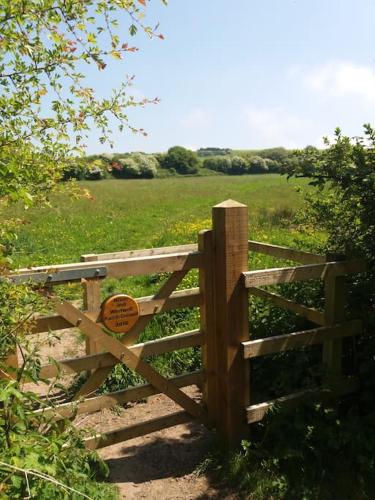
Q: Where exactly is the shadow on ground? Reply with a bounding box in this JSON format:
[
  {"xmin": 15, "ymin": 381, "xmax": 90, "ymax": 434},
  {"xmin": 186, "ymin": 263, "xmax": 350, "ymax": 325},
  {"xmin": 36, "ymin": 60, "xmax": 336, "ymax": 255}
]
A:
[{"xmin": 104, "ymin": 421, "xmax": 238, "ymax": 499}]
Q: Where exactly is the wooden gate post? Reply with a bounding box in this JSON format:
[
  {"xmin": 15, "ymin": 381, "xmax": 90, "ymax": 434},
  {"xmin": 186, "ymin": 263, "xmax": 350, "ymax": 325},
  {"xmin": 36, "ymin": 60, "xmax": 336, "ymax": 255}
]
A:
[
  {"xmin": 211, "ymin": 199, "xmax": 250, "ymax": 446},
  {"xmin": 199, "ymin": 229, "xmax": 217, "ymax": 426},
  {"xmin": 323, "ymin": 253, "xmax": 346, "ymax": 387},
  {"xmin": 81, "ymin": 254, "xmax": 101, "ymax": 357}
]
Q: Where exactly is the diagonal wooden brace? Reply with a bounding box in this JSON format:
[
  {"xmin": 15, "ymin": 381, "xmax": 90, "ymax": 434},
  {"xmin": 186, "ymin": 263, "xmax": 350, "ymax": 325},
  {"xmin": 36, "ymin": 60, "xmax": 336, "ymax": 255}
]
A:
[
  {"xmin": 55, "ymin": 300, "xmax": 208, "ymax": 424},
  {"xmin": 74, "ymin": 270, "xmax": 190, "ymax": 399}
]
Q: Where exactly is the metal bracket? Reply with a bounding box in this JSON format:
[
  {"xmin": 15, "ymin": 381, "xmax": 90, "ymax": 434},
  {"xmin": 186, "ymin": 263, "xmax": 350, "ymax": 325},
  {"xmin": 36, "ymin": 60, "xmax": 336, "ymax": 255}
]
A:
[{"xmin": 3, "ymin": 267, "xmax": 107, "ymax": 286}]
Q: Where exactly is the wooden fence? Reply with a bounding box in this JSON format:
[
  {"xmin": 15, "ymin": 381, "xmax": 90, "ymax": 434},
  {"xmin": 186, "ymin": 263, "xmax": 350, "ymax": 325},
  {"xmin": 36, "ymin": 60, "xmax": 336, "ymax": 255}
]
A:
[{"xmin": 2, "ymin": 200, "xmax": 367, "ymax": 448}]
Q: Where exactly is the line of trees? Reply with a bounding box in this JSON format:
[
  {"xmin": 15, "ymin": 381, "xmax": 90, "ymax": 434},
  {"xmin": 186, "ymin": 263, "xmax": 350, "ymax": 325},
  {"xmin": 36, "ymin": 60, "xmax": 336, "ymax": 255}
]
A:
[{"xmin": 64, "ymin": 146, "xmax": 301, "ymax": 180}]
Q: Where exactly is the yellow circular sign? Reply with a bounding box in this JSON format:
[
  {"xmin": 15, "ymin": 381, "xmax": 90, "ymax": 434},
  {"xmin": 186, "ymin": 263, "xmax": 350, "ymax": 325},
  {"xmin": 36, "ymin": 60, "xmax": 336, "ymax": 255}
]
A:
[{"xmin": 101, "ymin": 294, "xmax": 140, "ymax": 333}]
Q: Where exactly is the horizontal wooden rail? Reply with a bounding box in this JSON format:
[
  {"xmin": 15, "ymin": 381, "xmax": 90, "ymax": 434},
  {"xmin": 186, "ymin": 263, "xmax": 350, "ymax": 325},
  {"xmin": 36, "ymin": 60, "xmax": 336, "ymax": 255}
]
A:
[
  {"xmin": 249, "ymin": 286, "xmax": 325, "ymax": 325},
  {"xmin": 82, "ymin": 243, "xmax": 199, "ymax": 262},
  {"xmin": 3, "ymin": 267, "xmax": 107, "ymax": 286},
  {"xmin": 248, "ymin": 240, "xmax": 325, "ymax": 264},
  {"xmin": 10, "ymin": 251, "xmax": 203, "ymax": 284},
  {"xmin": 35, "ymin": 371, "xmax": 204, "ymax": 421},
  {"xmin": 84, "ymin": 410, "xmax": 193, "ymax": 450},
  {"xmin": 246, "ymin": 376, "xmax": 360, "ymax": 423},
  {"xmin": 244, "ymin": 260, "xmax": 367, "ymax": 287},
  {"xmin": 32, "ymin": 288, "xmax": 201, "ymax": 334},
  {"xmin": 242, "ymin": 320, "xmax": 362, "ymax": 359},
  {"xmin": 39, "ymin": 329, "xmax": 203, "ymax": 379}
]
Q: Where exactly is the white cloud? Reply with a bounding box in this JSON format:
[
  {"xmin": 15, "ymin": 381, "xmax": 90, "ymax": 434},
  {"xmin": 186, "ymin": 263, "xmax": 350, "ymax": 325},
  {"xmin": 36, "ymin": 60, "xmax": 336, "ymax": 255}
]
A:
[
  {"xmin": 304, "ymin": 61, "xmax": 375, "ymax": 102},
  {"xmin": 244, "ymin": 107, "xmax": 314, "ymax": 148}
]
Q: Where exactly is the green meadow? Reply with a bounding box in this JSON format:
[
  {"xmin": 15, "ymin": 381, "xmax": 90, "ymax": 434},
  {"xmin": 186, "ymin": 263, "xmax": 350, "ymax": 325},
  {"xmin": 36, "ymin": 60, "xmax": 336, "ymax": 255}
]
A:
[{"xmin": 9, "ymin": 174, "xmax": 321, "ymax": 269}]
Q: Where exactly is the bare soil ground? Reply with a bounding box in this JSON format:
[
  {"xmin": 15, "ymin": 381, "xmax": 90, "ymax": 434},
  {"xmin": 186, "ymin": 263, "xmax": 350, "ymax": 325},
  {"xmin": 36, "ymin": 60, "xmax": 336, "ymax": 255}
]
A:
[{"xmin": 23, "ymin": 330, "xmax": 239, "ymax": 499}]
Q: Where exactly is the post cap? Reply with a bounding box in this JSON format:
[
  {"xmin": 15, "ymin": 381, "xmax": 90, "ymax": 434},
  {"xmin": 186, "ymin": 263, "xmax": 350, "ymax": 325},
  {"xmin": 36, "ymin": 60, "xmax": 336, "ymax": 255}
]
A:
[{"xmin": 213, "ymin": 199, "xmax": 247, "ymax": 209}]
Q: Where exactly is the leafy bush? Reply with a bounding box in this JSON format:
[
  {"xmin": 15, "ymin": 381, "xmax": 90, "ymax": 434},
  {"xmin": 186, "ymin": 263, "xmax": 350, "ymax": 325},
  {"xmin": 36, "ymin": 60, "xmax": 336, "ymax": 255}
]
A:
[
  {"xmin": 205, "ymin": 402, "xmax": 375, "ymax": 500},
  {"xmin": 161, "ymin": 146, "xmax": 199, "ymax": 175},
  {"xmin": 111, "ymin": 157, "xmax": 140, "ymax": 178},
  {"xmin": 230, "ymin": 156, "xmax": 248, "ymax": 175},
  {"xmin": 257, "ymin": 147, "xmax": 290, "ymax": 162},
  {"xmin": 132, "ymin": 153, "xmax": 158, "ymax": 178},
  {"xmin": 0, "ymin": 381, "xmax": 117, "ymax": 499},
  {"xmin": 203, "ymin": 157, "xmax": 231, "ymax": 173},
  {"xmin": 264, "ymin": 158, "xmax": 282, "ymax": 173},
  {"xmin": 248, "ymin": 155, "xmax": 269, "ymax": 173},
  {"xmin": 110, "ymin": 154, "xmax": 157, "ymax": 179},
  {"xmin": 62, "ymin": 159, "xmax": 106, "ymax": 181},
  {"xmin": 204, "ymin": 155, "xmax": 275, "ymax": 175},
  {"xmin": 86, "ymin": 159, "xmax": 106, "ymax": 180},
  {"xmin": 0, "ymin": 280, "xmax": 117, "ymax": 499},
  {"xmin": 62, "ymin": 161, "xmax": 87, "ymax": 181}
]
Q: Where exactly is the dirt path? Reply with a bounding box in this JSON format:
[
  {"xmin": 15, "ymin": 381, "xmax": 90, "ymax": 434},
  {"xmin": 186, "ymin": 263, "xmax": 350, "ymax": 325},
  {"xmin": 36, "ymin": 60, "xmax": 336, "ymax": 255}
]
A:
[
  {"xmin": 24, "ymin": 331, "xmax": 239, "ymax": 499},
  {"xmin": 94, "ymin": 390, "xmax": 237, "ymax": 499}
]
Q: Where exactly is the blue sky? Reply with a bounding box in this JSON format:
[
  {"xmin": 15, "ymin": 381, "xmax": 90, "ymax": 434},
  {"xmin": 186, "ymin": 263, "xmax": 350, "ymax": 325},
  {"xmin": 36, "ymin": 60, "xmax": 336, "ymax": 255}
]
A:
[{"xmin": 86, "ymin": 0, "xmax": 375, "ymax": 153}]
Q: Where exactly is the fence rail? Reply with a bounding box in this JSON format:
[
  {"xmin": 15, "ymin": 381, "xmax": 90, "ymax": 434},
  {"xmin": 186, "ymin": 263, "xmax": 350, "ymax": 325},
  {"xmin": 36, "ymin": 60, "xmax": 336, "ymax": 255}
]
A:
[
  {"xmin": 8, "ymin": 251, "xmax": 203, "ymax": 283},
  {"xmin": 248, "ymin": 240, "xmax": 325, "ymax": 264},
  {"xmin": 38, "ymin": 329, "xmax": 202, "ymax": 379},
  {"xmin": 2, "ymin": 199, "xmax": 368, "ymax": 449},
  {"xmin": 244, "ymin": 260, "xmax": 366, "ymax": 287},
  {"xmin": 242, "ymin": 320, "xmax": 362, "ymax": 359}
]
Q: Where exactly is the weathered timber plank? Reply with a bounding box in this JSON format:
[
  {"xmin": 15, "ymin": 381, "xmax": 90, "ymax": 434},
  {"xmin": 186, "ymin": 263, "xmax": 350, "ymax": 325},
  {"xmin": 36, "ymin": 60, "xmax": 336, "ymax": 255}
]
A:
[
  {"xmin": 39, "ymin": 330, "xmax": 202, "ymax": 379},
  {"xmin": 82, "ymin": 243, "xmax": 199, "ymax": 262},
  {"xmin": 244, "ymin": 260, "xmax": 367, "ymax": 287},
  {"xmin": 11, "ymin": 251, "xmax": 203, "ymax": 282},
  {"xmin": 248, "ymin": 241, "xmax": 325, "ymax": 264},
  {"xmin": 248, "ymin": 286, "xmax": 325, "ymax": 325},
  {"xmin": 81, "ymin": 255, "xmax": 102, "ymax": 357},
  {"xmin": 31, "ymin": 288, "xmax": 201, "ymax": 334},
  {"xmin": 39, "ymin": 329, "xmax": 202, "ymax": 379},
  {"xmin": 35, "ymin": 371, "xmax": 204, "ymax": 421},
  {"xmin": 199, "ymin": 230, "xmax": 217, "ymax": 426},
  {"xmin": 212, "ymin": 200, "xmax": 250, "ymax": 446},
  {"xmin": 56, "ymin": 301, "xmax": 208, "ymax": 422},
  {"xmin": 84, "ymin": 411, "xmax": 193, "ymax": 450},
  {"xmin": 246, "ymin": 377, "xmax": 360, "ymax": 423},
  {"xmin": 4, "ymin": 267, "xmax": 106, "ymax": 286},
  {"xmin": 323, "ymin": 253, "xmax": 346, "ymax": 386},
  {"xmin": 242, "ymin": 320, "xmax": 362, "ymax": 359}
]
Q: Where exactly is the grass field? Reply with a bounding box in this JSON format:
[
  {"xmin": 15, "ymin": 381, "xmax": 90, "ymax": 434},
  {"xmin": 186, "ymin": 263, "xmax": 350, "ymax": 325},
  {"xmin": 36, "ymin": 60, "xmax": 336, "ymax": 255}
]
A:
[{"xmin": 7, "ymin": 174, "xmax": 322, "ymax": 269}]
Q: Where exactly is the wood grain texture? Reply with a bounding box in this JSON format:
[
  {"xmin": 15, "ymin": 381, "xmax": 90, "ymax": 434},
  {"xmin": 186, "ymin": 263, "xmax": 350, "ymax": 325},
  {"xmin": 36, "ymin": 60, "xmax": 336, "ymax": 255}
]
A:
[
  {"xmin": 83, "ymin": 243, "xmax": 198, "ymax": 262},
  {"xmin": 323, "ymin": 254, "xmax": 347, "ymax": 386},
  {"xmin": 244, "ymin": 259, "xmax": 367, "ymax": 287},
  {"xmin": 39, "ymin": 329, "xmax": 202, "ymax": 379},
  {"xmin": 14, "ymin": 251, "xmax": 203, "ymax": 280},
  {"xmin": 199, "ymin": 230, "xmax": 217, "ymax": 426},
  {"xmin": 84, "ymin": 411, "xmax": 193, "ymax": 450},
  {"xmin": 31, "ymin": 288, "xmax": 201, "ymax": 334},
  {"xmin": 242, "ymin": 320, "xmax": 362, "ymax": 359},
  {"xmin": 81, "ymin": 253, "xmax": 102, "ymax": 357},
  {"xmin": 212, "ymin": 200, "xmax": 250, "ymax": 446}
]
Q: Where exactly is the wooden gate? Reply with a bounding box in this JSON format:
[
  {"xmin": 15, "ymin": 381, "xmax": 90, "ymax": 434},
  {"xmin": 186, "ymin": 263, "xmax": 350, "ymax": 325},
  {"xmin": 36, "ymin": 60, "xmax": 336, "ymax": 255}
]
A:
[{"xmin": 3, "ymin": 200, "xmax": 367, "ymax": 448}]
